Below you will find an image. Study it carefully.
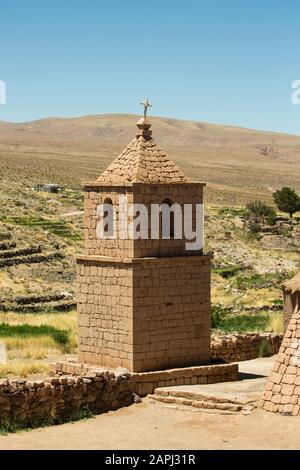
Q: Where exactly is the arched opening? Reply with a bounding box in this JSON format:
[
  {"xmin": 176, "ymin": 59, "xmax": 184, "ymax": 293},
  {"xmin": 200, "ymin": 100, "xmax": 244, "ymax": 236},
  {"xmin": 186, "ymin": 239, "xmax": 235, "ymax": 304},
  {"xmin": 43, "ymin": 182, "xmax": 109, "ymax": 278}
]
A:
[
  {"xmin": 161, "ymin": 198, "xmax": 175, "ymax": 239},
  {"xmin": 103, "ymin": 198, "xmax": 114, "ymax": 237}
]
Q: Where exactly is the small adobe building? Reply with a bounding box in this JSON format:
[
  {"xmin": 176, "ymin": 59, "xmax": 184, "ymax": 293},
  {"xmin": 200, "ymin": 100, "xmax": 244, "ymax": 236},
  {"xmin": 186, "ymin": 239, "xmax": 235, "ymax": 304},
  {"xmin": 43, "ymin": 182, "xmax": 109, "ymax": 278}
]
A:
[
  {"xmin": 76, "ymin": 107, "xmax": 211, "ymax": 373},
  {"xmin": 259, "ymin": 307, "xmax": 300, "ymax": 416}
]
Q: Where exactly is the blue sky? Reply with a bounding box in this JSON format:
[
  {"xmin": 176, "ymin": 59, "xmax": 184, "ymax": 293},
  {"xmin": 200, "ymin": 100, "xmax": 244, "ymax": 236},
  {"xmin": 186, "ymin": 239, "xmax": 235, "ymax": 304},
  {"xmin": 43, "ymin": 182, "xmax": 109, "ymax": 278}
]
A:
[{"xmin": 1, "ymin": 0, "xmax": 300, "ymax": 134}]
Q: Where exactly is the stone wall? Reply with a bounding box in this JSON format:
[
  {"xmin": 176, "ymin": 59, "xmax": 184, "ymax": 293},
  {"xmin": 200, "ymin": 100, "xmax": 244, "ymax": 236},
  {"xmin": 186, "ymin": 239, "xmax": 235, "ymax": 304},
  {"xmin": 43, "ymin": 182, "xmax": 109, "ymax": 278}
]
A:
[
  {"xmin": 83, "ymin": 183, "xmax": 204, "ymax": 259},
  {"xmin": 52, "ymin": 360, "xmax": 239, "ymax": 397},
  {"xmin": 211, "ymin": 333, "xmax": 282, "ymax": 363},
  {"xmin": 129, "ymin": 363, "xmax": 238, "ymax": 396},
  {"xmin": 132, "ymin": 256, "xmax": 211, "ymax": 372},
  {"xmin": 77, "ymin": 259, "xmax": 134, "ymax": 371},
  {"xmin": 77, "ymin": 255, "xmax": 211, "ymax": 373},
  {"xmin": 0, "ymin": 370, "xmax": 134, "ymax": 426}
]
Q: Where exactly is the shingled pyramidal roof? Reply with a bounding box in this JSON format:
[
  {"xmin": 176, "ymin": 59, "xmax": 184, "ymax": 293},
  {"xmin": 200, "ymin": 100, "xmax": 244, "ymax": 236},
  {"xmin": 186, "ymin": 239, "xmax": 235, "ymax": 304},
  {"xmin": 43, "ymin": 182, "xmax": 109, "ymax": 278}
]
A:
[
  {"xmin": 97, "ymin": 117, "xmax": 191, "ymax": 185},
  {"xmin": 258, "ymin": 311, "xmax": 300, "ymax": 416}
]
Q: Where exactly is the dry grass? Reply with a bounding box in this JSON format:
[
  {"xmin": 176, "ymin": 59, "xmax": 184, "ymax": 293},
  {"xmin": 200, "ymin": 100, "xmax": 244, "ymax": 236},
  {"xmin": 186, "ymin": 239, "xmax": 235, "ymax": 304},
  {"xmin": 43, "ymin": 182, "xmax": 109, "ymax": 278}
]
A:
[
  {"xmin": 236, "ymin": 288, "xmax": 281, "ymax": 308},
  {"xmin": 264, "ymin": 312, "xmax": 284, "ymax": 334},
  {"xmin": 0, "ymin": 311, "xmax": 77, "ymax": 378},
  {"xmin": 0, "ymin": 363, "xmax": 50, "ymax": 379},
  {"xmin": 212, "ymin": 287, "xmax": 243, "ymax": 308},
  {"xmin": 0, "ymin": 310, "xmax": 77, "ymax": 330}
]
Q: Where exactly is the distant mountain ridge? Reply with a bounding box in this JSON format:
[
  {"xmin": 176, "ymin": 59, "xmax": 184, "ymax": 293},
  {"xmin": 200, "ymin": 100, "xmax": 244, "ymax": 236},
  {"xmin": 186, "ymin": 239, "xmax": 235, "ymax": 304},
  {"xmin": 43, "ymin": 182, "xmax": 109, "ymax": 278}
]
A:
[
  {"xmin": 1, "ymin": 113, "xmax": 300, "ymax": 149},
  {"xmin": 0, "ymin": 114, "xmax": 299, "ymax": 205}
]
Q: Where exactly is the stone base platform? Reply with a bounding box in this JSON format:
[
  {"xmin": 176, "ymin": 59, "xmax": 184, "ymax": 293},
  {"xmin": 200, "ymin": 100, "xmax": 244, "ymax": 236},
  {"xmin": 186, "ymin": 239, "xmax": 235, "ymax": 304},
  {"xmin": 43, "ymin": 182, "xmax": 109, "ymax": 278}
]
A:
[
  {"xmin": 151, "ymin": 378, "xmax": 262, "ymax": 414},
  {"xmin": 51, "ymin": 361, "xmax": 239, "ymax": 396}
]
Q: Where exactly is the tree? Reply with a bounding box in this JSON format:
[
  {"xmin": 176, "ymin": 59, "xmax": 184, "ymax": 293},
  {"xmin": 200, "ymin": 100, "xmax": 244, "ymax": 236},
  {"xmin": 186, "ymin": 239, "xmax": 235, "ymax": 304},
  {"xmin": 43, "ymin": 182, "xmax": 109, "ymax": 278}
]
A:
[{"xmin": 273, "ymin": 187, "xmax": 300, "ymax": 218}]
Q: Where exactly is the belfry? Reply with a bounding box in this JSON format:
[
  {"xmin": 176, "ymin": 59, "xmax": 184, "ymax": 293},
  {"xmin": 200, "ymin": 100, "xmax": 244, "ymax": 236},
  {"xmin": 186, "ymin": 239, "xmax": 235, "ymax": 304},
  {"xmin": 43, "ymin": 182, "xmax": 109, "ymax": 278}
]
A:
[{"xmin": 77, "ymin": 103, "xmax": 211, "ymax": 373}]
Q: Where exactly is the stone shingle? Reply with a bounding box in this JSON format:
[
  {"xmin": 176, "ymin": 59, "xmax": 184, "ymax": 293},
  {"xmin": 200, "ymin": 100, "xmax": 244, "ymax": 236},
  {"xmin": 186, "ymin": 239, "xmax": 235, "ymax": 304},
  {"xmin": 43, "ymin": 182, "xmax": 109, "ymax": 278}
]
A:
[
  {"xmin": 97, "ymin": 120, "xmax": 190, "ymax": 184},
  {"xmin": 259, "ymin": 311, "xmax": 300, "ymax": 416}
]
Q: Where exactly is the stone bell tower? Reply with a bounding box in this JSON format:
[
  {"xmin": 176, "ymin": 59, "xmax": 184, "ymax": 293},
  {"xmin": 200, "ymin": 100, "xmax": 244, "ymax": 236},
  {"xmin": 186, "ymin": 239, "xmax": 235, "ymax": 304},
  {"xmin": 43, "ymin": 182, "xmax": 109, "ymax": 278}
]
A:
[{"xmin": 77, "ymin": 103, "xmax": 211, "ymax": 373}]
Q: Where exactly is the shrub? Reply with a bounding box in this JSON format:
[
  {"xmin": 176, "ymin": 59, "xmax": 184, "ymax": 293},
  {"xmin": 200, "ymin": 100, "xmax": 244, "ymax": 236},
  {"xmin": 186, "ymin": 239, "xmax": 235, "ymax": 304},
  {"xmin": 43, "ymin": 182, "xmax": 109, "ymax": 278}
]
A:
[
  {"xmin": 212, "ymin": 265, "xmax": 241, "ymax": 279},
  {"xmin": 248, "ymin": 221, "xmax": 261, "ymax": 234},
  {"xmin": 246, "ymin": 201, "xmax": 277, "ymax": 222},
  {"xmin": 257, "ymin": 338, "xmax": 273, "ymax": 358},
  {"xmin": 211, "ymin": 304, "xmax": 229, "ymax": 329}
]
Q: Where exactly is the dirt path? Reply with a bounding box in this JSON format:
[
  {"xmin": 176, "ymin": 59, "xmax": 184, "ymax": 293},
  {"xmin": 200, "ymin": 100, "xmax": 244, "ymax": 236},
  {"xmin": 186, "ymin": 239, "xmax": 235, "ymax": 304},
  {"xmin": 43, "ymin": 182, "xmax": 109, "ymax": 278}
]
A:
[{"xmin": 0, "ymin": 399, "xmax": 300, "ymax": 450}]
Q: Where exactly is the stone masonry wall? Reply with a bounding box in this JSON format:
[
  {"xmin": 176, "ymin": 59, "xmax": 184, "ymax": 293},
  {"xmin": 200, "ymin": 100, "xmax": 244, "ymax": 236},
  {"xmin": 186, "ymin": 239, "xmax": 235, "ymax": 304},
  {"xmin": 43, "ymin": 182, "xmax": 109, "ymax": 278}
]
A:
[
  {"xmin": 77, "ymin": 259, "xmax": 134, "ymax": 371},
  {"xmin": 132, "ymin": 256, "xmax": 211, "ymax": 372},
  {"xmin": 77, "ymin": 255, "xmax": 211, "ymax": 373},
  {"xmin": 211, "ymin": 333, "xmax": 282, "ymax": 363},
  {"xmin": 84, "ymin": 186, "xmax": 135, "ymax": 258},
  {"xmin": 52, "ymin": 360, "xmax": 239, "ymax": 397},
  {"xmin": 129, "ymin": 363, "xmax": 239, "ymax": 396},
  {"xmin": 0, "ymin": 369, "xmax": 133, "ymax": 426},
  {"xmin": 83, "ymin": 183, "xmax": 204, "ymax": 259}
]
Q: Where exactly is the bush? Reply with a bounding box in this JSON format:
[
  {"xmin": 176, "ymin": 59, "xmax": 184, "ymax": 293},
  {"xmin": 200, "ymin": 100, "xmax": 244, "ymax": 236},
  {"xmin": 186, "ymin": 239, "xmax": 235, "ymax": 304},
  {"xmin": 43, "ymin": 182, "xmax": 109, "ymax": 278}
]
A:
[
  {"xmin": 257, "ymin": 339, "xmax": 273, "ymax": 358},
  {"xmin": 211, "ymin": 304, "xmax": 228, "ymax": 329},
  {"xmin": 266, "ymin": 211, "xmax": 277, "ymax": 226},
  {"xmin": 248, "ymin": 221, "xmax": 261, "ymax": 234},
  {"xmin": 212, "ymin": 265, "xmax": 241, "ymax": 279},
  {"xmin": 246, "ymin": 201, "xmax": 276, "ymax": 221}
]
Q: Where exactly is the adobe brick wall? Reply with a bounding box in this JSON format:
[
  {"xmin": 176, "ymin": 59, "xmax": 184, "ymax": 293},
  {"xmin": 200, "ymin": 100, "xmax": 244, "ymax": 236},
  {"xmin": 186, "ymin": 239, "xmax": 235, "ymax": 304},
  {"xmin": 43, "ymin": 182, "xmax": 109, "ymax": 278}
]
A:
[
  {"xmin": 84, "ymin": 186, "xmax": 135, "ymax": 258},
  {"xmin": 132, "ymin": 256, "xmax": 211, "ymax": 372},
  {"xmin": 0, "ymin": 370, "xmax": 134, "ymax": 426},
  {"xmin": 129, "ymin": 363, "xmax": 238, "ymax": 396},
  {"xmin": 211, "ymin": 333, "xmax": 282, "ymax": 363},
  {"xmin": 77, "ymin": 259, "xmax": 134, "ymax": 370},
  {"xmin": 83, "ymin": 183, "xmax": 204, "ymax": 259},
  {"xmin": 51, "ymin": 360, "xmax": 239, "ymax": 397},
  {"xmin": 77, "ymin": 255, "xmax": 211, "ymax": 373}
]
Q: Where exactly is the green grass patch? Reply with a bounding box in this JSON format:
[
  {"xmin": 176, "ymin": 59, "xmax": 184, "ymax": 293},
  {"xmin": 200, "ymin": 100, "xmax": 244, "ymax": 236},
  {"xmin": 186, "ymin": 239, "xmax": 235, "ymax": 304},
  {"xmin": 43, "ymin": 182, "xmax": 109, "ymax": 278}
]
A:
[
  {"xmin": 272, "ymin": 299, "xmax": 283, "ymax": 306},
  {"xmin": 0, "ymin": 406, "xmax": 94, "ymax": 436},
  {"xmin": 214, "ymin": 313, "xmax": 269, "ymax": 333},
  {"xmin": 212, "ymin": 304, "xmax": 270, "ymax": 333},
  {"xmin": 0, "ymin": 216, "xmax": 82, "ymax": 242},
  {"xmin": 213, "ymin": 265, "xmax": 242, "ymax": 279},
  {"xmin": 217, "ymin": 207, "xmax": 247, "ymax": 217},
  {"xmin": 0, "ymin": 323, "xmax": 70, "ymax": 349},
  {"xmin": 234, "ymin": 271, "xmax": 292, "ymax": 291}
]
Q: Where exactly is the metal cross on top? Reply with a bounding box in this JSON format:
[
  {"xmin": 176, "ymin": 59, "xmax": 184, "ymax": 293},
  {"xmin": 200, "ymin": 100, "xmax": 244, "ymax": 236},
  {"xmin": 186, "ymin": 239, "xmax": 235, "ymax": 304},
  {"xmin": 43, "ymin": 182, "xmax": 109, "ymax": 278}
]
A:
[{"xmin": 140, "ymin": 99, "xmax": 152, "ymax": 118}]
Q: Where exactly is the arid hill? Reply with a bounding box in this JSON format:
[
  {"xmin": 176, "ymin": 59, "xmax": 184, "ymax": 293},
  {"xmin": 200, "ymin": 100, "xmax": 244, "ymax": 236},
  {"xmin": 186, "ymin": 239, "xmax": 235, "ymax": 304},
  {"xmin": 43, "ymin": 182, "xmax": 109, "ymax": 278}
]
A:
[{"xmin": 0, "ymin": 114, "xmax": 300, "ymax": 204}]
